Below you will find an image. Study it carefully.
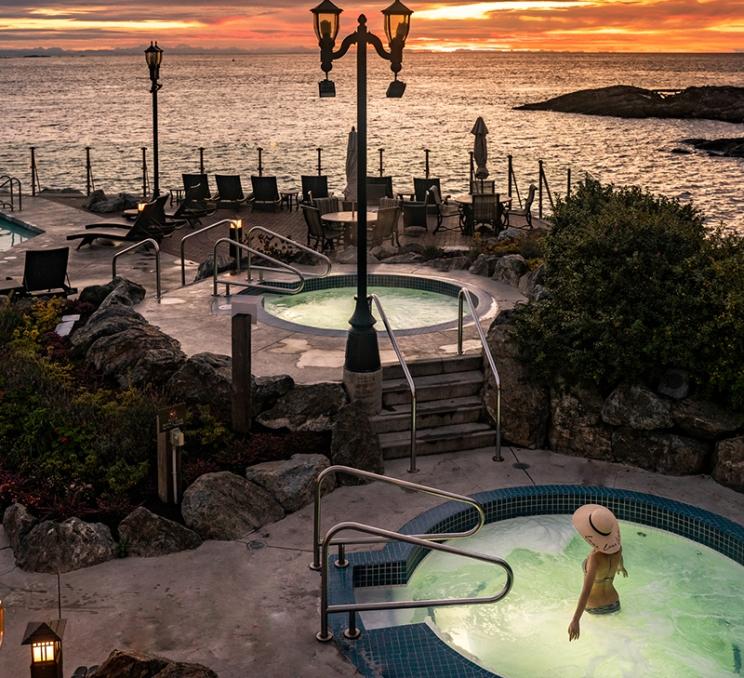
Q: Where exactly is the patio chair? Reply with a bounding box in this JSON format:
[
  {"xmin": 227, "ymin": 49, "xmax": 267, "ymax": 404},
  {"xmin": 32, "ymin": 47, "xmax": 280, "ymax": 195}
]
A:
[
  {"xmin": 371, "ymin": 206, "xmax": 400, "ymax": 247},
  {"xmin": 402, "ymin": 200, "xmax": 428, "ymax": 236},
  {"xmin": 367, "ymin": 183, "xmax": 389, "ymax": 208},
  {"xmin": 302, "ymin": 204, "xmax": 344, "ymax": 251},
  {"xmin": 472, "ymin": 194, "xmax": 500, "ymax": 233},
  {"xmin": 413, "ymin": 177, "xmax": 440, "ymax": 203},
  {"xmin": 215, "ymin": 175, "xmax": 250, "ymax": 210},
  {"xmin": 507, "ymin": 183, "xmax": 537, "ymax": 230},
  {"xmin": 313, "ymin": 196, "xmax": 343, "ymax": 216},
  {"xmin": 379, "ymin": 196, "xmax": 400, "ymax": 211},
  {"xmin": 301, "ymin": 175, "xmax": 329, "ymax": 203},
  {"xmin": 250, "ymin": 176, "xmax": 281, "ymax": 211},
  {"xmin": 182, "ymin": 173, "xmax": 213, "ymax": 201},
  {"xmin": 19, "ymin": 247, "xmax": 77, "ymax": 297},
  {"xmin": 429, "ymin": 185, "xmax": 462, "ymax": 233},
  {"xmin": 366, "ymin": 176, "xmax": 394, "ymax": 199},
  {"xmin": 471, "ymin": 179, "xmax": 496, "ymax": 195}
]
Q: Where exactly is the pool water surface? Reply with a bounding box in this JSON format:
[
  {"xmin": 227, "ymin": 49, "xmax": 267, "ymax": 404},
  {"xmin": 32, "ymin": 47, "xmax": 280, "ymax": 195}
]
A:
[{"xmin": 0, "ymin": 215, "xmax": 38, "ymax": 251}]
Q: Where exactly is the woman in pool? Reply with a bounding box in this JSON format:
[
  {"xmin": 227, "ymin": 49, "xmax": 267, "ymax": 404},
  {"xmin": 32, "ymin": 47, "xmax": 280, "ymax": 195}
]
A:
[{"xmin": 568, "ymin": 504, "xmax": 628, "ymax": 641}]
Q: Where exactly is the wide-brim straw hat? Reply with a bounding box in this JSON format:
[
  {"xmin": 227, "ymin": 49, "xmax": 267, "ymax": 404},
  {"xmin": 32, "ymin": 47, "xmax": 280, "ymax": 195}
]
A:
[{"xmin": 572, "ymin": 504, "xmax": 621, "ymax": 554}]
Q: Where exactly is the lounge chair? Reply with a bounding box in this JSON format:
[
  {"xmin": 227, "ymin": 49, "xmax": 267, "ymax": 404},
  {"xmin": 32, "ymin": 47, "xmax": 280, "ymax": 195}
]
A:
[
  {"xmin": 19, "ymin": 247, "xmax": 77, "ymax": 297},
  {"xmin": 67, "ymin": 197, "xmax": 173, "ymax": 249},
  {"xmin": 183, "ymin": 173, "xmax": 213, "ymax": 201},
  {"xmin": 250, "ymin": 176, "xmax": 281, "ymax": 211},
  {"xmin": 302, "ymin": 204, "xmax": 344, "ymax": 251},
  {"xmin": 507, "ymin": 184, "xmax": 537, "ymax": 229},
  {"xmin": 371, "ymin": 206, "xmax": 400, "ymax": 247},
  {"xmin": 215, "ymin": 175, "xmax": 250, "ymax": 210},
  {"xmin": 301, "ymin": 175, "xmax": 329, "ymax": 203},
  {"xmin": 429, "ymin": 185, "xmax": 463, "ymax": 233},
  {"xmin": 167, "ymin": 185, "xmax": 216, "ymax": 228},
  {"xmin": 402, "ymin": 200, "xmax": 428, "ymax": 236}
]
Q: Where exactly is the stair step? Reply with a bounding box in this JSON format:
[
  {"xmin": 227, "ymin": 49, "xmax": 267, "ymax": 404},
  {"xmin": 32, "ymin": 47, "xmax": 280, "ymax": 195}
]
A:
[
  {"xmin": 379, "ymin": 422, "xmax": 497, "ymax": 459},
  {"xmin": 370, "ymin": 396, "xmax": 483, "ymax": 434},
  {"xmin": 382, "ymin": 370, "xmax": 484, "ymax": 405},
  {"xmin": 382, "ymin": 354, "xmax": 483, "ymax": 380}
]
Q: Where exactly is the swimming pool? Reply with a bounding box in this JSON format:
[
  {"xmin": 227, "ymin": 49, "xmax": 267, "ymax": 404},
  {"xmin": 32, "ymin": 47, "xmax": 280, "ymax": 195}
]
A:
[
  {"xmin": 0, "ymin": 214, "xmax": 40, "ymax": 251},
  {"xmin": 327, "ymin": 486, "xmax": 744, "ymax": 678}
]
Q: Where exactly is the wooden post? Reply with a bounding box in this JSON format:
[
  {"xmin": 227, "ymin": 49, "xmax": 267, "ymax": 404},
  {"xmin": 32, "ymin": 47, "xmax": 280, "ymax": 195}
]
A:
[{"xmin": 232, "ymin": 313, "xmax": 252, "ymax": 434}]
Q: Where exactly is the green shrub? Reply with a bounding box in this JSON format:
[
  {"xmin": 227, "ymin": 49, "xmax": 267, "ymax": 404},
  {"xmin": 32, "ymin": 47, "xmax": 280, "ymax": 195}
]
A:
[{"xmin": 512, "ymin": 180, "xmax": 744, "ymax": 409}]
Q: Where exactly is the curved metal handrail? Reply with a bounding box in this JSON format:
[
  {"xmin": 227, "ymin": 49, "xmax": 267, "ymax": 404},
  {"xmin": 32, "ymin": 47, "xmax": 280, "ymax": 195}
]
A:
[
  {"xmin": 180, "ymin": 218, "xmax": 240, "ymax": 286},
  {"xmin": 457, "ymin": 288, "xmax": 502, "ymax": 462},
  {"xmin": 0, "ymin": 175, "xmax": 22, "ymax": 211},
  {"xmin": 316, "ymin": 521, "xmax": 513, "ymax": 642},
  {"xmin": 112, "ymin": 238, "xmax": 161, "ymax": 302},
  {"xmin": 212, "ymin": 238, "xmax": 306, "ymax": 296},
  {"xmin": 370, "ymin": 294, "xmax": 417, "ymax": 474},
  {"xmin": 246, "ymin": 225, "xmax": 332, "ymax": 280},
  {"xmin": 310, "ymin": 465, "xmax": 486, "ymax": 571}
]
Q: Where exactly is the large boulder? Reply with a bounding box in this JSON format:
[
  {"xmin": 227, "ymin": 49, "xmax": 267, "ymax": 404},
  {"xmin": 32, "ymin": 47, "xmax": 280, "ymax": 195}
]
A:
[
  {"xmin": 245, "ymin": 453, "xmax": 334, "ymax": 512},
  {"xmin": 549, "ymin": 386, "xmax": 613, "ymax": 460},
  {"xmin": 712, "ymin": 436, "xmax": 744, "ymax": 491},
  {"xmin": 88, "ymin": 649, "xmax": 218, "ymax": 678},
  {"xmin": 256, "ymin": 383, "xmax": 347, "ymax": 432},
  {"xmin": 492, "ymin": 254, "xmax": 528, "ymax": 287},
  {"xmin": 518, "ymin": 264, "xmax": 546, "ymax": 301},
  {"xmin": 181, "ymin": 471, "xmax": 284, "ymax": 540},
  {"xmin": 425, "ymin": 255, "xmax": 470, "ymax": 272},
  {"xmin": 16, "ymin": 518, "xmax": 115, "ymax": 573},
  {"xmin": 671, "ymin": 397, "xmax": 744, "ymax": 440},
  {"xmin": 468, "ymin": 253, "xmax": 498, "ymax": 277},
  {"xmin": 118, "ymin": 507, "xmax": 202, "ymax": 558},
  {"xmin": 253, "ymin": 374, "xmax": 295, "ymax": 415},
  {"xmin": 334, "ymin": 246, "xmax": 378, "ymax": 265},
  {"xmin": 166, "ymin": 353, "xmax": 232, "ymax": 414},
  {"xmin": 612, "ymin": 428, "xmax": 709, "ymax": 475},
  {"xmin": 79, "ymin": 276, "xmax": 146, "ymax": 311},
  {"xmin": 330, "ymin": 400, "xmax": 384, "ymax": 482},
  {"xmin": 194, "ymin": 252, "xmax": 234, "ymax": 283},
  {"xmin": 383, "ymin": 252, "xmax": 425, "ymax": 265},
  {"xmin": 70, "ymin": 304, "xmax": 147, "ymax": 355},
  {"xmin": 86, "ymin": 323, "xmax": 186, "ymax": 389},
  {"xmin": 484, "ymin": 311, "xmax": 550, "ymax": 448},
  {"xmin": 657, "ymin": 369, "xmax": 690, "ymax": 400},
  {"xmin": 88, "ymin": 192, "xmax": 141, "ymax": 214},
  {"xmin": 82, "ymin": 189, "xmax": 106, "ymax": 210},
  {"xmin": 601, "ymin": 384, "xmax": 673, "ymax": 430},
  {"xmin": 2, "ymin": 503, "xmax": 37, "ymax": 552}
]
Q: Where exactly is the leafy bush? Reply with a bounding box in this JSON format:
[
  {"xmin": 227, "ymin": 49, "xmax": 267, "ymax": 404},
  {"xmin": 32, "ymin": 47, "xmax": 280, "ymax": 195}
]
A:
[{"xmin": 512, "ymin": 180, "xmax": 744, "ymax": 409}]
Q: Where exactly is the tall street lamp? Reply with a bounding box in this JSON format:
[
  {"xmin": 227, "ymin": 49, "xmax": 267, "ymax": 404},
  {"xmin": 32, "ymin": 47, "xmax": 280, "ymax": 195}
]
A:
[
  {"xmin": 145, "ymin": 41, "xmax": 163, "ymax": 198},
  {"xmin": 311, "ymin": 0, "xmax": 412, "ymax": 412}
]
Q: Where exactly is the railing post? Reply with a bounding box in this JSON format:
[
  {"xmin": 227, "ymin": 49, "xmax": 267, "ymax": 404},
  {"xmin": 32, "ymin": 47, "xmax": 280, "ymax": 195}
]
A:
[
  {"xmin": 335, "ymin": 543, "xmax": 348, "ymax": 569},
  {"xmin": 424, "ymin": 148, "xmax": 430, "ymax": 179},
  {"xmin": 30, "ymin": 147, "xmax": 39, "ymax": 197},
  {"xmin": 257, "ymin": 147, "xmax": 263, "ymax": 177},
  {"xmin": 199, "ymin": 147, "xmax": 205, "ymax": 175},
  {"xmin": 344, "ymin": 611, "xmax": 361, "ymax": 640},
  {"xmin": 538, "ymin": 159, "xmax": 544, "ymax": 219},
  {"xmin": 378, "ymin": 148, "xmax": 384, "ymax": 177},
  {"xmin": 507, "ymin": 155, "xmax": 513, "ymax": 197},
  {"xmin": 567, "ymin": 167, "xmax": 572, "ymax": 198},
  {"xmin": 141, "ymin": 147, "xmax": 149, "ymax": 199},
  {"xmin": 317, "ymin": 147, "xmax": 323, "ymax": 176},
  {"xmin": 469, "ymin": 151, "xmax": 474, "ymax": 189},
  {"xmin": 85, "ymin": 146, "xmax": 94, "ymax": 197}
]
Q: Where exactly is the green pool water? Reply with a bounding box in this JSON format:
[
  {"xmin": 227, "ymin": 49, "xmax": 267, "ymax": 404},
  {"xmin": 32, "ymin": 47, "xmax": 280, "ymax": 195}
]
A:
[
  {"xmin": 263, "ymin": 286, "xmax": 461, "ymax": 331},
  {"xmin": 358, "ymin": 515, "xmax": 744, "ymax": 677},
  {"xmin": 0, "ymin": 216, "xmax": 37, "ymax": 251}
]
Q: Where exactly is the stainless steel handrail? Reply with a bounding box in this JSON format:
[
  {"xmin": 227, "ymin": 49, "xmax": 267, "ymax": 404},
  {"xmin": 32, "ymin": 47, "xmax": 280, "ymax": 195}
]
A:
[
  {"xmin": 246, "ymin": 225, "xmax": 332, "ymax": 281},
  {"xmin": 0, "ymin": 176, "xmax": 22, "ymax": 211},
  {"xmin": 212, "ymin": 238, "xmax": 306, "ymax": 296},
  {"xmin": 310, "ymin": 465, "xmax": 486, "ymax": 571},
  {"xmin": 316, "ymin": 521, "xmax": 513, "ymax": 642},
  {"xmin": 457, "ymin": 288, "xmax": 502, "ymax": 462},
  {"xmin": 112, "ymin": 238, "xmax": 161, "ymax": 302},
  {"xmin": 369, "ymin": 294, "xmax": 417, "ymax": 473},
  {"xmin": 180, "ymin": 218, "xmax": 240, "ymax": 286}
]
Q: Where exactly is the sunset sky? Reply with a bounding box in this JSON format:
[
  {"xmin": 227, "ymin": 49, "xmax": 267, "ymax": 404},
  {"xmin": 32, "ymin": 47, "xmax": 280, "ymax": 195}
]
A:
[{"xmin": 0, "ymin": 1, "xmax": 741, "ymax": 53}]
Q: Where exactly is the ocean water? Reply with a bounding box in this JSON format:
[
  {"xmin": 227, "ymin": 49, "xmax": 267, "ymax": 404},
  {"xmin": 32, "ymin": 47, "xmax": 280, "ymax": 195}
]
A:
[{"xmin": 1, "ymin": 52, "xmax": 742, "ymax": 228}]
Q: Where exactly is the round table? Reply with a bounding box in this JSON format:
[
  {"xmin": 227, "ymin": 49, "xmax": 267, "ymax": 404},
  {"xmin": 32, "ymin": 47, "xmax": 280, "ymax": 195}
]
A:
[
  {"xmin": 453, "ymin": 194, "xmax": 512, "ymax": 234},
  {"xmin": 321, "ymin": 211, "xmax": 378, "ymax": 225}
]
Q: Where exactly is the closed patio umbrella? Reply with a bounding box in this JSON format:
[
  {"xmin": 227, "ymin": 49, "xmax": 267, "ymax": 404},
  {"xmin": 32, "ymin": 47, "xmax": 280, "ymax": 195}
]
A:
[
  {"xmin": 471, "ymin": 116, "xmax": 489, "ymax": 192},
  {"xmin": 343, "ymin": 126, "xmax": 358, "ymax": 202}
]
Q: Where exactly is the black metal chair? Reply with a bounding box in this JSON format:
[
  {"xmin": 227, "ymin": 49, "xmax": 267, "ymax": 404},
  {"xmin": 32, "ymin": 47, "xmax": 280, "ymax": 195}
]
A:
[
  {"xmin": 302, "ymin": 204, "xmax": 344, "ymax": 251},
  {"xmin": 371, "ymin": 206, "xmax": 400, "ymax": 247},
  {"xmin": 20, "ymin": 247, "xmax": 77, "ymax": 297},
  {"xmin": 251, "ymin": 176, "xmax": 282, "ymax": 211},
  {"xmin": 301, "ymin": 175, "xmax": 329, "ymax": 203},
  {"xmin": 507, "ymin": 183, "xmax": 537, "ymax": 229},
  {"xmin": 471, "ymin": 179, "xmax": 496, "ymax": 195},
  {"xmin": 313, "ymin": 196, "xmax": 343, "ymax": 216},
  {"xmin": 472, "ymin": 194, "xmax": 500, "ymax": 232},
  {"xmin": 215, "ymin": 175, "xmax": 250, "ymax": 210},
  {"xmin": 402, "ymin": 200, "xmax": 428, "ymax": 236},
  {"xmin": 414, "ymin": 177, "xmax": 440, "ymax": 203},
  {"xmin": 182, "ymin": 173, "xmax": 213, "ymax": 201},
  {"xmin": 366, "ymin": 176, "xmax": 394, "ymax": 199},
  {"xmin": 429, "ymin": 185, "xmax": 463, "ymax": 233}
]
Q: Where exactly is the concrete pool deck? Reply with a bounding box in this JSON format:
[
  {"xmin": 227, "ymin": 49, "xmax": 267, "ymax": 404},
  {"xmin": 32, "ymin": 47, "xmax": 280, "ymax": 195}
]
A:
[{"xmin": 1, "ymin": 447, "xmax": 742, "ymax": 677}]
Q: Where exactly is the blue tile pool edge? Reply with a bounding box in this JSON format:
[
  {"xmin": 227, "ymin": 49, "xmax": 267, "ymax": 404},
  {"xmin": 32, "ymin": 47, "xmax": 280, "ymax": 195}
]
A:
[
  {"xmin": 0, "ymin": 210, "xmax": 44, "ymax": 236},
  {"xmin": 326, "ymin": 485, "xmax": 744, "ymax": 678}
]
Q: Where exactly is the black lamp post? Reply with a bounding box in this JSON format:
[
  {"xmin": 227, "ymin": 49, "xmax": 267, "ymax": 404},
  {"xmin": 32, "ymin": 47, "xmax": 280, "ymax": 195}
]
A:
[
  {"xmin": 144, "ymin": 41, "xmax": 163, "ymax": 198},
  {"xmin": 311, "ymin": 0, "xmax": 412, "ymax": 406}
]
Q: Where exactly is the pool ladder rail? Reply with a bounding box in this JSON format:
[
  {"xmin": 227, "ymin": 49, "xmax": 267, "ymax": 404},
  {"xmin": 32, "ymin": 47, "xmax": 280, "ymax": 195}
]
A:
[{"xmin": 311, "ymin": 466, "xmax": 514, "ymax": 643}]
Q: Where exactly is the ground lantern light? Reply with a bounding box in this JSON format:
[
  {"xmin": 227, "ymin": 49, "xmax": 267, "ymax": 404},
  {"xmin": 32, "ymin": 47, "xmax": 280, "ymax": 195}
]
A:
[
  {"xmin": 21, "ymin": 620, "xmax": 66, "ymax": 678},
  {"xmin": 145, "ymin": 41, "xmax": 164, "ymax": 198},
  {"xmin": 310, "ymin": 1, "xmax": 413, "ymax": 413}
]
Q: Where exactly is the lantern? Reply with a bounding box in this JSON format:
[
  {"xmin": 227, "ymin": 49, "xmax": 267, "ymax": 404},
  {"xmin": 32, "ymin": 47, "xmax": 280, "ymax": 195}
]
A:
[
  {"xmin": 21, "ymin": 620, "xmax": 66, "ymax": 678},
  {"xmin": 382, "ymin": 0, "xmax": 412, "ymax": 46},
  {"xmin": 311, "ymin": 0, "xmax": 342, "ymax": 43},
  {"xmin": 144, "ymin": 41, "xmax": 163, "ymax": 82}
]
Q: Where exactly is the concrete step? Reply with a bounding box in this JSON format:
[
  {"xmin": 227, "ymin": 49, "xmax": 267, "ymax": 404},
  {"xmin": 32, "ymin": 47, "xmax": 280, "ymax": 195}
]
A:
[
  {"xmin": 379, "ymin": 422, "xmax": 497, "ymax": 459},
  {"xmin": 370, "ymin": 396, "xmax": 484, "ymax": 434},
  {"xmin": 382, "ymin": 354, "xmax": 483, "ymax": 381},
  {"xmin": 382, "ymin": 370, "xmax": 484, "ymax": 406}
]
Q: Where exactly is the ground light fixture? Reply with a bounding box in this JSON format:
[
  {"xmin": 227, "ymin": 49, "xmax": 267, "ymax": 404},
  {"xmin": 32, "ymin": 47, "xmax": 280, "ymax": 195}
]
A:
[
  {"xmin": 145, "ymin": 41, "xmax": 163, "ymax": 198},
  {"xmin": 310, "ymin": 1, "xmax": 413, "ymax": 410},
  {"xmin": 21, "ymin": 620, "xmax": 66, "ymax": 678}
]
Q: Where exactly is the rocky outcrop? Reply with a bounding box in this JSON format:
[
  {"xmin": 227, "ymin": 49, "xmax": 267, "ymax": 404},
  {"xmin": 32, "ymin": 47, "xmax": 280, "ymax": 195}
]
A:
[
  {"xmin": 334, "ymin": 246, "xmax": 379, "ymax": 265},
  {"xmin": 257, "ymin": 382, "xmax": 347, "ymax": 432},
  {"xmin": 601, "ymin": 384, "xmax": 673, "ymax": 430},
  {"xmin": 16, "ymin": 517, "xmax": 115, "ymax": 573},
  {"xmin": 492, "ymin": 254, "xmax": 528, "ymax": 287},
  {"xmin": 84, "ymin": 649, "xmax": 217, "ymax": 678},
  {"xmin": 71, "ymin": 304, "xmax": 147, "ymax": 355},
  {"xmin": 671, "ymin": 397, "xmax": 744, "ymax": 440},
  {"xmin": 612, "ymin": 428, "xmax": 709, "ymax": 475},
  {"xmin": 166, "ymin": 353, "xmax": 232, "ymax": 415},
  {"xmin": 118, "ymin": 507, "xmax": 202, "ymax": 558},
  {"xmin": 518, "ymin": 264, "xmax": 546, "ymax": 301},
  {"xmin": 484, "ymin": 311, "xmax": 549, "ymax": 448},
  {"xmin": 2, "ymin": 503, "xmax": 37, "ymax": 552},
  {"xmin": 681, "ymin": 137, "xmax": 744, "ymax": 158},
  {"xmin": 330, "ymin": 401, "xmax": 384, "ymax": 482},
  {"xmin": 425, "ymin": 255, "xmax": 470, "ymax": 272},
  {"xmin": 516, "ymin": 85, "xmax": 744, "ymax": 124},
  {"xmin": 79, "ymin": 277, "xmax": 146, "ymax": 311},
  {"xmin": 85, "ymin": 191, "xmax": 141, "ymax": 214},
  {"xmin": 245, "ymin": 453, "xmax": 333, "ymax": 512},
  {"xmin": 181, "ymin": 471, "xmax": 284, "ymax": 540},
  {"xmin": 253, "ymin": 374, "xmax": 295, "ymax": 415},
  {"xmin": 370, "ymin": 244, "xmax": 398, "ymax": 260},
  {"xmin": 194, "ymin": 252, "xmax": 234, "ymax": 283},
  {"xmin": 549, "ymin": 387, "xmax": 612, "ymax": 460},
  {"xmin": 383, "ymin": 252, "xmax": 424, "ymax": 264},
  {"xmin": 468, "ymin": 253, "xmax": 498, "ymax": 277},
  {"xmin": 712, "ymin": 436, "xmax": 744, "ymax": 491}
]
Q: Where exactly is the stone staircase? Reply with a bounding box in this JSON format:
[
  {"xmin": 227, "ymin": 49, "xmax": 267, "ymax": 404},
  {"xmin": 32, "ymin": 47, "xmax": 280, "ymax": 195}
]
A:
[{"xmin": 370, "ymin": 355, "xmax": 497, "ymax": 460}]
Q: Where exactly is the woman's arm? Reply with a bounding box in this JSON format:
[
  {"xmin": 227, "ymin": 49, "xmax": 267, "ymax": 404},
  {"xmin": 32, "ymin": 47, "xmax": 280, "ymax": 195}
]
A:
[{"xmin": 568, "ymin": 554, "xmax": 597, "ymax": 641}]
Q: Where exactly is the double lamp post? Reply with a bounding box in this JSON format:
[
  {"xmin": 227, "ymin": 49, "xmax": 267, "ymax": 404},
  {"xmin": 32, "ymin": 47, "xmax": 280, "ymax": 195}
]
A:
[{"xmin": 311, "ymin": 0, "xmax": 412, "ymax": 411}]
